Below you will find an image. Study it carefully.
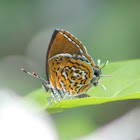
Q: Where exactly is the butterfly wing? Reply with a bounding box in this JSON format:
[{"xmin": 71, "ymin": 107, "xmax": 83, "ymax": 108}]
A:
[{"xmin": 46, "ymin": 29, "xmax": 95, "ymax": 92}]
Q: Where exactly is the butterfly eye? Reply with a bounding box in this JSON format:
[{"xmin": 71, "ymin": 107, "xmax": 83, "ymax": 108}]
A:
[
  {"xmin": 94, "ymin": 69, "xmax": 101, "ymax": 77},
  {"xmin": 94, "ymin": 72, "xmax": 98, "ymax": 76}
]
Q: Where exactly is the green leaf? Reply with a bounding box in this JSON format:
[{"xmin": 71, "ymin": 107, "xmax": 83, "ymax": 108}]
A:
[{"xmin": 24, "ymin": 59, "xmax": 140, "ymax": 113}]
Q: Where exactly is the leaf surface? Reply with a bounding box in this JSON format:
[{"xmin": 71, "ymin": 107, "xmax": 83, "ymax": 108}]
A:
[{"xmin": 24, "ymin": 59, "xmax": 140, "ymax": 113}]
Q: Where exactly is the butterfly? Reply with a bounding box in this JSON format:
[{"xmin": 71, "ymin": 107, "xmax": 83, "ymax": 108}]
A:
[{"xmin": 22, "ymin": 29, "xmax": 110, "ymax": 105}]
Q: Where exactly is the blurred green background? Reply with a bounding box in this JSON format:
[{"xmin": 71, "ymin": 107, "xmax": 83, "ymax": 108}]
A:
[
  {"xmin": 0, "ymin": 1, "xmax": 140, "ymax": 140},
  {"xmin": 1, "ymin": 1, "xmax": 140, "ymax": 61}
]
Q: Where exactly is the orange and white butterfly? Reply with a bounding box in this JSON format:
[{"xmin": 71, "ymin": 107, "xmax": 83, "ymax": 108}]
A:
[{"xmin": 22, "ymin": 29, "xmax": 109, "ymax": 105}]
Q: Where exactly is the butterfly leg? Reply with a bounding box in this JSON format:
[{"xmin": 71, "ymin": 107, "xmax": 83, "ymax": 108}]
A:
[
  {"xmin": 42, "ymin": 83, "xmax": 57, "ymax": 105},
  {"xmin": 44, "ymin": 85, "xmax": 61, "ymax": 104},
  {"xmin": 47, "ymin": 96, "xmax": 53, "ymax": 105},
  {"xmin": 58, "ymin": 90, "xmax": 65, "ymax": 98},
  {"xmin": 52, "ymin": 89, "xmax": 61, "ymax": 102},
  {"xmin": 50, "ymin": 89, "xmax": 57, "ymax": 103},
  {"xmin": 42, "ymin": 83, "xmax": 52, "ymax": 92},
  {"xmin": 47, "ymin": 91, "xmax": 57, "ymax": 105},
  {"xmin": 67, "ymin": 92, "xmax": 73, "ymax": 99},
  {"xmin": 69, "ymin": 95, "xmax": 73, "ymax": 99}
]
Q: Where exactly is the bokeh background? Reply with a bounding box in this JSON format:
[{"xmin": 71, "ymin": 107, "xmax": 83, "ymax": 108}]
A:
[{"xmin": 0, "ymin": 1, "xmax": 140, "ymax": 140}]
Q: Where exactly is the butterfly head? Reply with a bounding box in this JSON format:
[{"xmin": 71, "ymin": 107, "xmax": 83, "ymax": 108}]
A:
[
  {"xmin": 91, "ymin": 66, "xmax": 102, "ymax": 86},
  {"xmin": 90, "ymin": 60, "xmax": 110, "ymax": 90}
]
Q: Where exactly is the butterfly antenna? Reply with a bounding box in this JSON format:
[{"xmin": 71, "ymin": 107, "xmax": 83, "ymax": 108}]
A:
[
  {"xmin": 21, "ymin": 68, "xmax": 48, "ymax": 83},
  {"xmin": 101, "ymin": 60, "xmax": 109, "ymax": 69},
  {"xmin": 99, "ymin": 82, "xmax": 106, "ymax": 91}
]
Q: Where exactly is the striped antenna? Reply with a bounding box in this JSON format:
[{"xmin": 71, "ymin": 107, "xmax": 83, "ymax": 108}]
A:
[{"xmin": 21, "ymin": 68, "xmax": 48, "ymax": 83}]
